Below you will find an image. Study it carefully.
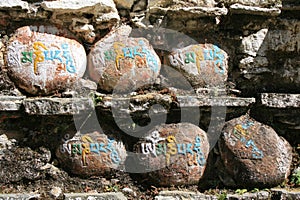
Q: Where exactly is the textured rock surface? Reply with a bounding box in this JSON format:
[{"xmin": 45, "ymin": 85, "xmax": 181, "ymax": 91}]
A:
[
  {"xmin": 64, "ymin": 192, "xmax": 127, "ymax": 200},
  {"xmin": 0, "ymin": 146, "xmax": 51, "ymax": 183},
  {"xmin": 88, "ymin": 25, "xmax": 161, "ymax": 92},
  {"xmin": 133, "ymin": 123, "xmax": 209, "ymax": 186},
  {"xmin": 219, "ymin": 115, "xmax": 293, "ymax": 188},
  {"xmin": 167, "ymin": 44, "xmax": 228, "ymax": 88},
  {"xmin": 6, "ymin": 26, "xmax": 86, "ymax": 95},
  {"xmin": 41, "ymin": 0, "xmax": 120, "ymax": 32},
  {"xmin": 56, "ymin": 131, "xmax": 127, "ymax": 177}
]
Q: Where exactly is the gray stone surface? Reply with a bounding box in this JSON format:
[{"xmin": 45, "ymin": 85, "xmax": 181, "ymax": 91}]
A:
[
  {"xmin": 0, "ymin": 147, "xmax": 51, "ymax": 183},
  {"xmin": 271, "ymin": 188, "xmax": 300, "ymax": 200},
  {"xmin": 23, "ymin": 97, "xmax": 94, "ymax": 115},
  {"xmin": 0, "ymin": 0, "xmax": 29, "ymax": 10},
  {"xmin": 261, "ymin": 93, "xmax": 300, "ymax": 108},
  {"xmin": 230, "ymin": 3, "xmax": 281, "ymax": 15},
  {"xmin": 0, "ymin": 193, "xmax": 40, "ymax": 200},
  {"xmin": 64, "ymin": 192, "xmax": 127, "ymax": 200},
  {"xmin": 155, "ymin": 190, "xmax": 271, "ymax": 200},
  {"xmin": 0, "ymin": 96, "xmax": 25, "ymax": 111}
]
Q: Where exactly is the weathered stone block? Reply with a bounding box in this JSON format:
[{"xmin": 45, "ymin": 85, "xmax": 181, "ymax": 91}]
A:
[
  {"xmin": 167, "ymin": 44, "xmax": 228, "ymax": 88},
  {"xmin": 88, "ymin": 25, "xmax": 161, "ymax": 93},
  {"xmin": 64, "ymin": 192, "xmax": 127, "ymax": 200},
  {"xmin": 219, "ymin": 115, "xmax": 293, "ymax": 188},
  {"xmin": 56, "ymin": 131, "xmax": 127, "ymax": 177},
  {"xmin": 41, "ymin": 0, "xmax": 120, "ymax": 30},
  {"xmin": 6, "ymin": 26, "xmax": 87, "ymax": 95},
  {"xmin": 133, "ymin": 123, "xmax": 209, "ymax": 186}
]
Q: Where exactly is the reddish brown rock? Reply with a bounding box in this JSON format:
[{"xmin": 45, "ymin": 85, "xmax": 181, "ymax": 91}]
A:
[
  {"xmin": 56, "ymin": 131, "xmax": 127, "ymax": 177},
  {"xmin": 6, "ymin": 26, "xmax": 86, "ymax": 95},
  {"xmin": 219, "ymin": 115, "xmax": 293, "ymax": 188},
  {"xmin": 134, "ymin": 123, "xmax": 209, "ymax": 186},
  {"xmin": 166, "ymin": 44, "xmax": 228, "ymax": 88},
  {"xmin": 88, "ymin": 25, "xmax": 161, "ymax": 93}
]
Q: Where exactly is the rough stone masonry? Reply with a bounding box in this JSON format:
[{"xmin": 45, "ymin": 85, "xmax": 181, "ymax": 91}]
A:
[{"xmin": 0, "ymin": 0, "xmax": 299, "ymax": 199}]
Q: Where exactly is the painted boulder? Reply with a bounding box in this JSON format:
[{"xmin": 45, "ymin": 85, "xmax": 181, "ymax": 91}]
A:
[
  {"xmin": 6, "ymin": 26, "xmax": 86, "ymax": 95},
  {"xmin": 133, "ymin": 123, "xmax": 209, "ymax": 186},
  {"xmin": 219, "ymin": 115, "xmax": 293, "ymax": 188},
  {"xmin": 166, "ymin": 44, "xmax": 228, "ymax": 88},
  {"xmin": 88, "ymin": 25, "xmax": 161, "ymax": 93},
  {"xmin": 56, "ymin": 131, "xmax": 127, "ymax": 177}
]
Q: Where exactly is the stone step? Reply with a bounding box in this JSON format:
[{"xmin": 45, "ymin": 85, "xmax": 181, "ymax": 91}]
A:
[
  {"xmin": 260, "ymin": 93, "xmax": 300, "ymax": 108},
  {"xmin": 0, "ymin": 93, "xmax": 256, "ymax": 115},
  {"xmin": 1, "ymin": 189, "xmax": 300, "ymax": 200}
]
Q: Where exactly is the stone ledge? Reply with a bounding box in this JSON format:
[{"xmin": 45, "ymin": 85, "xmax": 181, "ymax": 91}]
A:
[
  {"xmin": 154, "ymin": 190, "xmax": 271, "ymax": 200},
  {"xmin": 64, "ymin": 192, "xmax": 127, "ymax": 200},
  {"xmin": 230, "ymin": 4, "xmax": 281, "ymax": 16},
  {"xmin": 0, "ymin": 193, "xmax": 40, "ymax": 200},
  {"xmin": 271, "ymin": 188, "xmax": 300, "ymax": 199},
  {"xmin": 0, "ymin": 94, "xmax": 255, "ymax": 115},
  {"xmin": 23, "ymin": 97, "xmax": 94, "ymax": 115},
  {"xmin": 149, "ymin": 6, "xmax": 228, "ymax": 17},
  {"xmin": 0, "ymin": 96, "xmax": 25, "ymax": 111},
  {"xmin": 0, "ymin": 0, "xmax": 29, "ymax": 10},
  {"xmin": 261, "ymin": 93, "xmax": 300, "ymax": 108}
]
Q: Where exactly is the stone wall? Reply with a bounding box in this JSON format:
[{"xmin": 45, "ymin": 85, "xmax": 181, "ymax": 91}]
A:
[{"xmin": 0, "ymin": 0, "xmax": 299, "ymax": 199}]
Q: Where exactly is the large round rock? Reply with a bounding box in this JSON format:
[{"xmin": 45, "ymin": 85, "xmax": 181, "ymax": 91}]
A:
[
  {"xmin": 166, "ymin": 44, "xmax": 228, "ymax": 88},
  {"xmin": 219, "ymin": 115, "xmax": 293, "ymax": 188},
  {"xmin": 134, "ymin": 123, "xmax": 209, "ymax": 186},
  {"xmin": 88, "ymin": 25, "xmax": 161, "ymax": 93},
  {"xmin": 56, "ymin": 131, "xmax": 127, "ymax": 177},
  {"xmin": 6, "ymin": 26, "xmax": 86, "ymax": 95}
]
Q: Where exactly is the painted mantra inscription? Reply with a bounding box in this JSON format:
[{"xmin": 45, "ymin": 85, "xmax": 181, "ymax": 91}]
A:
[
  {"xmin": 104, "ymin": 40, "xmax": 159, "ymax": 73},
  {"xmin": 169, "ymin": 45, "xmax": 225, "ymax": 74},
  {"xmin": 224, "ymin": 120, "xmax": 264, "ymax": 159},
  {"xmin": 141, "ymin": 135, "xmax": 206, "ymax": 166},
  {"xmin": 21, "ymin": 42, "xmax": 76, "ymax": 75},
  {"xmin": 61, "ymin": 135, "xmax": 121, "ymax": 166}
]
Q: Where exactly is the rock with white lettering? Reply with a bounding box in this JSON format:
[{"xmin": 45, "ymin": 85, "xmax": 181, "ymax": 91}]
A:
[
  {"xmin": 6, "ymin": 26, "xmax": 86, "ymax": 95},
  {"xmin": 218, "ymin": 115, "xmax": 293, "ymax": 188},
  {"xmin": 167, "ymin": 44, "xmax": 228, "ymax": 88},
  {"xmin": 88, "ymin": 25, "xmax": 161, "ymax": 93},
  {"xmin": 56, "ymin": 131, "xmax": 127, "ymax": 177},
  {"xmin": 133, "ymin": 123, "xmax": 209, "ymax": 186}
]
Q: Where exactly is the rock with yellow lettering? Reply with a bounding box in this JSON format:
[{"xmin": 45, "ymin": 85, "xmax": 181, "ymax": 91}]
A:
[
  {"xmin": 166, "ymin": 44, "xmax": 228, "ymax": 88},
  {"xmin": 219, "ymin": 115, "xmax": 293, "ymax": 188},
  {"xmin": 132, "ymin": 123, "xmax": 209, "ymax": 186},
  {"xmin": 56, "ymin": 131, "xmax": 127, "ymax": 177},
  {"xmin": 6, "ymin": 26, "xmax": 86, "ymax": 95},
  {"xmin": 88, "ymin": 25, "xmax": 161, "ymax": 93}
]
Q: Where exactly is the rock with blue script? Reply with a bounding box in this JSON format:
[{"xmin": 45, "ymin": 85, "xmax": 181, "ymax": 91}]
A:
[
  {"xmin": 219, "ymin": 115, "xmax": 293, "ymax": 188},
  {"xmin": 56, "ymin": 131, "xmax": 127, "ymax": 177},
  {"xmin": 6, "ymin": 25, "xmax": 86, "ymax": 95},
  {"xmin": 132, "ymin": 123, "xmax": 209, "ymax": 186},
  {"xmin": 166, "ymin": 43, "xmax": 228, "ymax": 88},
  {"xmin": 88, "ymin": 25, "xmax": 161, "ymax": 93}
]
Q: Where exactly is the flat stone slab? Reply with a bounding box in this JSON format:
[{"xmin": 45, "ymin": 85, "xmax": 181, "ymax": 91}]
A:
[
  {"xmin": 230, "ymin": 3, "xmax": 281, "ymax": 16},
  {"xmin": 149, "ymin": 7, "xmax": 228, "ymax": 17},
  {"xmin": 0, "ymin": 0, "xmax": 29, "ymax": 10},
  {"xmin": 0, "ymin": 96, "xmax": 25, "ymax": 111},
  {"xmin": 64, "ymin": 192, "xmax": 127, "ymax": 200},
  {"xmin": 0, "ymin": 193, "xmax": 40, "ymax": 200},
  {"xmin": 23, "ymin": 97, "xmax": 94, "ymax": 115},
  {"xmin": 155, "ymin": 190, "xmax": 271, "ymax": 200},
  {"xmin": 261, "ymin": 93, "xmax": 300, "ymax": 108},
  {"xmin": 271, "ymin": 188, "xmax": 300, "ymax": 199}
]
